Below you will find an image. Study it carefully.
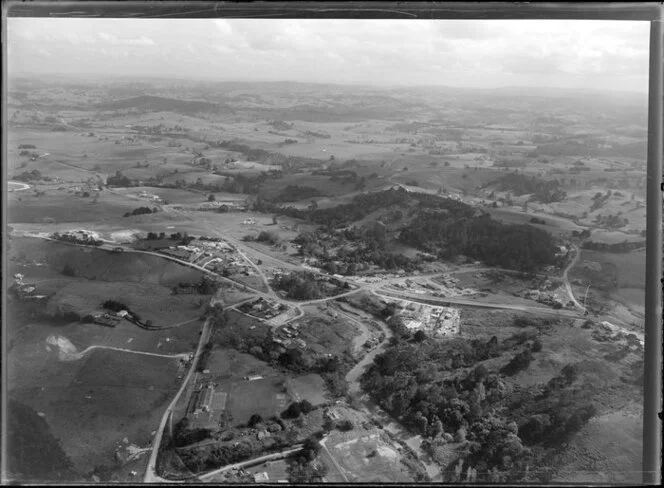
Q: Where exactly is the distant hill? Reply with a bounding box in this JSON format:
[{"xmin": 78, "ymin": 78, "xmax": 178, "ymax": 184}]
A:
[{"xmin": 97, "ymin": 95, "xmax": 222, "ymax": 114}]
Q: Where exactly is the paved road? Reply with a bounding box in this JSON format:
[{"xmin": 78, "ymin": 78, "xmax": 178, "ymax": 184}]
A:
[
  {"xmin": 197, "ymin": 445, "xmax": 303, "ymax": 482},
  {"xmin": 143, "ymin": 317, "xmax": 213, "ymax": 483},
  {"xmin": 373, "ymin": 289, "xmax": 582, "ymax": 318}
]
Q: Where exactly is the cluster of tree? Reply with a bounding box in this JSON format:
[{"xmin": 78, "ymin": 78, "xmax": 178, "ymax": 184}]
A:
[
  {"xmin": 493, "ymin": 158, "xmax": 528, "ymax": 168},
  {"xmin": 512, "ymin": 363, "xmax": 597, "ymax": 447},
  {"xmin": 107, "ymin": 170, "xmax": 134, "ymax": 187},
  {"xmin": 272, "ymin": 271, "xmax": 325, "ymax": 300},
  {"xmin": 400, "ymin": 212, "xmax": 557, "ymax": 272},
  {"xmin": 102, "ymin": 299, "xmax": 129, "ymax": 312},
  {"xmin": 529, "ymin": 217, "xmax": 547, "ymax": 225},
  {"xmin": 51, "ymin": 232, "xmax": 103, "ymax": 247},
  {"xmin": 254, "ymin": 230, "xmax": 281, "ymax": 246},
  {"xmin": 537, "ymin": 138, "xmax": 646, "ymax": 160},
  {"xmin": 590, "ymin": 191, "xmax": 612, "ymax": 212},
  {"xmin": 294, "ymin": 226, "xmax": 418, "ymax": 274},
  {"xmin": 215, "ymin": 140, "xmax": 323, "ymax": 171},
  {"xmin": 287, "ymin": 435, "xmax": 328, "ymax": 483},
  {"xmin": 361, "ymin": 325, "xmax": 594, "ymax": 481},
  {"xmin": 256, "ymin": 187, "xmax": 414, "ymax": 228},
  {"xmin": 272, "ymin": 185, "xmax": 324, "ymax": 203},
  {"xmin": 172, "ymin": 417, "xmax": 212, "ymax": 447},
  {"xmin": 571, "ymin": 228, "xmax": 591, "ymax": 239},
  {"xmin": 12, "ymin": 169, "xmax": 42, "ymax": 182},
  {"xmin": 500, "ymin": 349, "xmax": 535, "ymax": 376},
  {"xmin": 303, "ymin": 130, "xmax": 331, "ymax": 139},
  {"xmin": 196, "ymin": 343, "xmax": 213, "ymax": 372},
  {"xmin": 18, "ymin": 144, "xmax": 37, "ymax": 149},
  {"xmin": 488, "ymin": 174, "xmax": 566, "ymax": 203},
  {"xmin": 178, "ymin": 440, "xmax": 262, "ymax": 473},
  {"xmin": 173, "ymin": 276, "xmax": 221, "ymax": 295},
  {"xmin": 6, "ymin": 399, "xmax": 75, "ymax": 482},
  {"xmin": 581, "ymin": 239, "xmax": 644, "ymax": 253},
  {"xmin": 145, "ymin": 231, "xmax": 195, "ymax": 245},
  {"xmin": 123, "ymin": 206, "xmax": 158, "ymax": 218},
  {"xmin": 281, "ymin": 400, "xmax": 315, "ymax": 419},
  {"xmin": 593, "ymin": 213, "xmax": 629, "ymax": 230}
]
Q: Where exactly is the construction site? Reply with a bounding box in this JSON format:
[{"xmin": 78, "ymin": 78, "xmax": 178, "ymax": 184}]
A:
[{"xmin": 394, "ymin": 300, "xmax": 461, "ymax": 337}]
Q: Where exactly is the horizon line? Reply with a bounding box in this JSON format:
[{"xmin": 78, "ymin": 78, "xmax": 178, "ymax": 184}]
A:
[{"xmin": 8, "ymin": 71, "xmax": 648, "ymax": 97}]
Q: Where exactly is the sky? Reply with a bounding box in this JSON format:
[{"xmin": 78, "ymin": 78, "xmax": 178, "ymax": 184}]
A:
[{"xmin": 6, "ymin": 18, "xmax": 651, "ymax": 93}]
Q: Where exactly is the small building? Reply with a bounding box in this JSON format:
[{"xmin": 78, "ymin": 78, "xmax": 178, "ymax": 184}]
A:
[
  {"xmin": 116, "ymin": 310, "xmax": 129, "ymax": 318},
  {"xmin": 253, "ymin": 472, "xmax": 269, "ymax": 483}
]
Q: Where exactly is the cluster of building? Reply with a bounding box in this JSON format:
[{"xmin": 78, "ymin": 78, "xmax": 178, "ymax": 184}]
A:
[
  {"xmin": 238, "ymin": 297, "xmax": 289, "ymax": 321},
  {"xmin": 518, "ymin": 289, "xmax": 569, "ymax": 308},
  {"xmin": 388, "ymin": 276, "xmax": 475, "ymax": 299},
  {"xmin": 187, "ymin": 381, "xmax": 228, "ymax": 429},
  {"xmin": 397, "ymin": 301, "xmax": 461, "ymax": 337},
  {"xmin": 91, "ymin": 313, "xmax": 123, "ymax": 327},
  {"xmin": 272, "ymin": 322, "xmax": 307, "ymax": 350},
  {"xmin": 136, "ymin": 190, "xmax": 164, "ymax": 204}
]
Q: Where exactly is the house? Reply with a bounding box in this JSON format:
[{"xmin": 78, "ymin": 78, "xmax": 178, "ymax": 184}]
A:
[
  {"xmin": 116, "ymin": 310, "xmax": 129, "ymax": 318},
  {"xmin": 246, "ymin": 375, "xmax": 263, "ymax": 381}
]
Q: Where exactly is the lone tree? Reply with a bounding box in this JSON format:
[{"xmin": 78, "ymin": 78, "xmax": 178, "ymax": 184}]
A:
[{"xmin": 208, "ymin": 193, "xmax": 216, "ymax": 202}]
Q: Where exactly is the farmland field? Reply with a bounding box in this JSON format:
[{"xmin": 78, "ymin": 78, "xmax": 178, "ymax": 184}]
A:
[{"xmin": 8, "ymin": 347, "xmax": 179, "ymax": 478}]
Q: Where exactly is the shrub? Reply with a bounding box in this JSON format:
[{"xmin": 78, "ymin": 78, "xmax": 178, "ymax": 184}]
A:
[{"xmin": 247, "ymin": 414, "xmax": 263, "ymax": 428}]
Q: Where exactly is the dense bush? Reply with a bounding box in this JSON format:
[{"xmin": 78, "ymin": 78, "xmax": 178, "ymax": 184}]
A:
[
  {"xmin": 500, "ymin": 349, "xmax": 534, "ymax": 376},
  {"xmin": 273, "ymin": 271, "xmax": 324, "ymax": 300}
]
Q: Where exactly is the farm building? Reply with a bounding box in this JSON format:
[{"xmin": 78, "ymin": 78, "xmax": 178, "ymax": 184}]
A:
[
  {"xmin": 93, "ymin": 314, "xmax": 120, "ymax": 327},
  {"xmin": 188, "ymin": 385, "xmax": 227, "ymax": 418}
]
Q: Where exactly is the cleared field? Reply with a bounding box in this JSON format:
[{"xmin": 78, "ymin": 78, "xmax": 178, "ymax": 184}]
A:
[
  {"xmin": 260, "ymin": 172, "xmax": 360, "ymax": 200},
  {"xmin": 287, "ymin": 374, "xmax": 328, "ymax": 406},
  {"xmin": 244, "ymin": 459, "xmax": 290, "ymax": 483},
  {"xmin": 611, "ymin": 287, "xmax": 644, "ymax": 315},
  {"xmin": 571, "ymin": 249, "xmax": 645, "ymax": 291},
  {"xmin": 10, "ymin": 238, "xmax": 206, "ymax": 285},
  {"xmin": 225, "ymin": 377, "xmax": 288, "ymax": 426},
  {"xmin": 8, "ymin": 190, "xmax": 140, "ymax": 224},
  {"xmin": 109, "ymin": 186, "xmax": 209, "ymax": 205},
  {"xmin": 72, "ymin": 348, "xmax": 180, "ymax": 389},
  {"xmin": 8, "ymin": 348, "xmax": 178, "ymax": 477},
  {"xmin": 205, "ymin": 348, "xmax": 280, "ymax": 379},
  {"xmin": 486, "ymin": 207, "xmax": 584, "ymax": 236},
  {"xmin": 389, "ymin": 166, "xmax": 501, "ymax": 194},
  {"xmin": 46, "ymin": 280, "xmax": 208, "ymax": 326}
]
